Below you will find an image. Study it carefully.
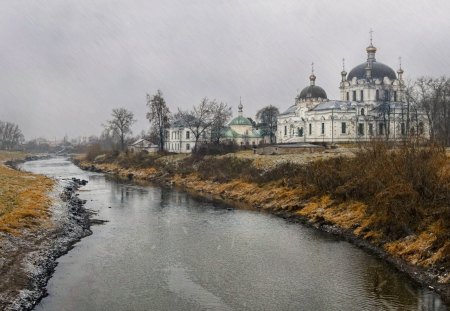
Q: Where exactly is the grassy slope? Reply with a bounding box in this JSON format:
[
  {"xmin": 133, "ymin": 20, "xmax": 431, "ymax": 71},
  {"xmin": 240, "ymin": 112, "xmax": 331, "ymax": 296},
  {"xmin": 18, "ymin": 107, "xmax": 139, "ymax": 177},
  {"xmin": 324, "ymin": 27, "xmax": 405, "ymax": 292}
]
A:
[{"xmin": 0, "ymin": 152, "xmax": 54, "ymax": 235}]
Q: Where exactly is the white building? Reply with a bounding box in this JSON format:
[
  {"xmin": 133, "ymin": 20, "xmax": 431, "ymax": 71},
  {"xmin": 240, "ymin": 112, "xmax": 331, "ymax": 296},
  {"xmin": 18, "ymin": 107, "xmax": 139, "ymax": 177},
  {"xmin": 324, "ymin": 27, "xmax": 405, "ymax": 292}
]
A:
[
  {"xmin": 164, "ymin": 102, "xmax": 266, "ymax": 153},
  {"xmin": 277, "ymin": 40, "xmax": 428, "ymax": 144},
  {"xmin": 164, "ymin": 120, "xmax": 199, "ymax": 153},
  {"xmin": 128, "ymin": 138, "xmax": 158, "ymax": 153}
]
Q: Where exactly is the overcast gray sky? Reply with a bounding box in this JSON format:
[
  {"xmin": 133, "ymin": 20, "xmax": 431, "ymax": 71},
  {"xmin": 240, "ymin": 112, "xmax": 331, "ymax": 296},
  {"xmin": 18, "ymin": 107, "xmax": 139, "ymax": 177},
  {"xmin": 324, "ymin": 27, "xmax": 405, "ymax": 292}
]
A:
[{"xmin": 1, "ymin": 0, "xmax": 450, "ymax": 140}]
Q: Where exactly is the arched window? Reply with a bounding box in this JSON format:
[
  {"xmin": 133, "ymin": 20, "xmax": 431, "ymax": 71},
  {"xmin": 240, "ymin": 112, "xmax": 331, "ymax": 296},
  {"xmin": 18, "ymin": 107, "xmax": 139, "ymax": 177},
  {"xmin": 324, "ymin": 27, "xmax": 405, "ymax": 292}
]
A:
[{"xmin": 361, "ymin": 108, "xmax": 365, "ymax": 116}]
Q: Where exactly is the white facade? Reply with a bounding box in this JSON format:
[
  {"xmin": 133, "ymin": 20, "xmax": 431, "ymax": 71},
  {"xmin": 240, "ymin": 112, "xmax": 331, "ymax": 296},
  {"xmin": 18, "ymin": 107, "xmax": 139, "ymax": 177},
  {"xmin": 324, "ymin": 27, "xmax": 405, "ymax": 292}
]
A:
[
  {"xmin": 277, "ymin": 42, "xmax": 428, "ymax": 144},
  {"xmin": 164, "ymin": 126, "xmax": 199, "ymax": 153}
]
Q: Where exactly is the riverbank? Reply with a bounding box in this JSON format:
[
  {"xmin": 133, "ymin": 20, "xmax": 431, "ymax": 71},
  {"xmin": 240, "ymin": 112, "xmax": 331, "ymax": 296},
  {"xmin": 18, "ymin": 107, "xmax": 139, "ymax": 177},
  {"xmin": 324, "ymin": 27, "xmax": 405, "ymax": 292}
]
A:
[
  {"xmin": 75, "ymin": 144, "xmax": 450, "ymax": 305},
  {"xmin": 0, "ymin": 153, "xmax": 91, "ymax": 310}
]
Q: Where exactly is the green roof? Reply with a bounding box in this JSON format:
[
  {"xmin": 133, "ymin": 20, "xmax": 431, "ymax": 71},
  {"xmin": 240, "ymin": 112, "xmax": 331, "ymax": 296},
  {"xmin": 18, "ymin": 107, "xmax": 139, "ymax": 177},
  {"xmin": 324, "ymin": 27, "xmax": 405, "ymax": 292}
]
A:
[
  {"xmin": 222, "ymin": 128, "xmax": 263, "ymax": 139},
  {"xmin": 229, "ymin": 115, "xmax": 252, "ymax": 126}
]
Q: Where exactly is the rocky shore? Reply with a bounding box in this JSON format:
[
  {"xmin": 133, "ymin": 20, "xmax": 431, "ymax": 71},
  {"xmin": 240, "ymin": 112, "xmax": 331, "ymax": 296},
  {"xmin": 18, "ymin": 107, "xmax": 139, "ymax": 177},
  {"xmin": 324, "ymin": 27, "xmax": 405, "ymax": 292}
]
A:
[
  {"xmin": 0, "ymin": 177, "xmax": 91, "ymax": 310},
  {"xmin": 75, "ymin": 156, "xmax": 450, "ymax": 306}
]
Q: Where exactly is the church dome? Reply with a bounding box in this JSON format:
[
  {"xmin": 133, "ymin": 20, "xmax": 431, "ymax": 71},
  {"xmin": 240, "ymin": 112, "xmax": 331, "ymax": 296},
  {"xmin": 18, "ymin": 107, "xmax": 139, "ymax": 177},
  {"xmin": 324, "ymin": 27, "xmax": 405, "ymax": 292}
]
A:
[
  {"xmin": 298, "ymin": 85, "xmax": 327, "ymax": 100},
  {"xmin": 347, "ymin": 61, "xmax": 397, "ymax": 80},
  {"xmin": 298, "ymin": 69, "xmax": 327, "ymax": 100},
  {"xmin": 229, "ymin": 115, "xmax": 252, "ymax": 126}
]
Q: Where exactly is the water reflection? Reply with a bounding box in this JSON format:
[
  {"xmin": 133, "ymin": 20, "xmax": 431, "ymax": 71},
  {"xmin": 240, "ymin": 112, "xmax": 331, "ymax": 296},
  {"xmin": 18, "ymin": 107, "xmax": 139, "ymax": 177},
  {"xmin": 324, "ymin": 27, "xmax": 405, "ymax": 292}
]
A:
[{"xmin": 21, "ymin": 158, "xmax": 447, "ymax": 311}]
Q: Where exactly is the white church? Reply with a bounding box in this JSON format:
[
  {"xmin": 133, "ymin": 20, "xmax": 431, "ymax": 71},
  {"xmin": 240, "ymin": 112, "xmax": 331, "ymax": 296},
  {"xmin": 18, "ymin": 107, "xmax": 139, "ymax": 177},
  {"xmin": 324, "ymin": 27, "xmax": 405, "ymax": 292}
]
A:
[{"xmin": 277, "ymin": 38, "xmax": 428, "ymax": 144}]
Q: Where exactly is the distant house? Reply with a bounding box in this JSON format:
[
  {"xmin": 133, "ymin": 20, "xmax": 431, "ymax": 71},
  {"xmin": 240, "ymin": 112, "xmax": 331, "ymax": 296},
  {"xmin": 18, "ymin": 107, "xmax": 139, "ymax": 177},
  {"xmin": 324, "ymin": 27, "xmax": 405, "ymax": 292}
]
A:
[{"xmin": 128, "ymin": 138, "xmax": 158, "ymax": 153}]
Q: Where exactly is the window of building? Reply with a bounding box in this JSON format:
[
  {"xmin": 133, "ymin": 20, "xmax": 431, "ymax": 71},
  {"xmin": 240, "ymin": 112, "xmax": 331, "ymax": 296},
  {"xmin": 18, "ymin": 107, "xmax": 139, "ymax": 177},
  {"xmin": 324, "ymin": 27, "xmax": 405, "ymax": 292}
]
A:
[
  {"xmin": 186, "ymin": 131, "xmax": 190, "ymax": 139},
  {"xmin": 360, "ymin": 90, "xmax": 364, "ymax": 102},
  {"xmin": 401, "ymin": 122, "xmax": 406, "ymax": 135},
  {"xmin": 384, "ymin": 90, "xmax": 389, "ymax": 101},
  {"xmin": 361, "ymin": 108, "xmax": 365, "ymax": 116},
  {"xmin": 352, "ymin": 91, "xmax": 356, "ymax": 101},
  {"xmin": 376, "ymin": 89, "xmax": 380, "ymax": 101},
  {"xmin": 358, "ymin": 123, "xmax": 364, "ymax": 136},
  {"xmin": 309, "ymin": 123, "xmax": 312, "ymax": 135},
  {"xmin": 186, "ymin": 143, "xmax": 190, "ymax": 150},
  {"xmin": 341, "ymin": 122, "xmax": 346, "ymax": 134},
  {"xmin": 394, "ymin": 91, "xmax": 397, "ymax": 102},
  {"xmin": 298, "ymin": 127, "xmax": 303, "ymax": 137},
  {"xmin": 379, "ymin": 123, "xmax": 384, "ymax": 135},
  {"xmin": 346, "ymin": 92, "xmax": 349, "ymax": 101},
  {"xmin": 284, "ymin": 126, "xmax": 287, "ymax": 136},
  {"xmin": 321, "ymin": 123, "xmax": 325, "ymax": 135},
  {"xmin": 369, "ymin": 123, "xmax": 373, "ymax": 135}
]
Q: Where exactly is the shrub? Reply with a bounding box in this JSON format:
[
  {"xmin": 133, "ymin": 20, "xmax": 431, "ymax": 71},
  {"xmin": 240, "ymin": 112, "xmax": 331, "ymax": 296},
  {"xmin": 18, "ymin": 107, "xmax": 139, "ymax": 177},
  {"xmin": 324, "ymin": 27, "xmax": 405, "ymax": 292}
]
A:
[{"xmin": 85, "ymin": 144, "xmax": 105, "ymax": 161}]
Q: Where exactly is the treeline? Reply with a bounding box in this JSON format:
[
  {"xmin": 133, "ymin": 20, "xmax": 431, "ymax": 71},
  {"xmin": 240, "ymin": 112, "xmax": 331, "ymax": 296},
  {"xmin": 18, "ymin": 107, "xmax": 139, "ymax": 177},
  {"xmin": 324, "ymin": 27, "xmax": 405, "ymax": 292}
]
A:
[{"xmin": 0, "ymin": 120, "xmax": 23, "ymax": 150}]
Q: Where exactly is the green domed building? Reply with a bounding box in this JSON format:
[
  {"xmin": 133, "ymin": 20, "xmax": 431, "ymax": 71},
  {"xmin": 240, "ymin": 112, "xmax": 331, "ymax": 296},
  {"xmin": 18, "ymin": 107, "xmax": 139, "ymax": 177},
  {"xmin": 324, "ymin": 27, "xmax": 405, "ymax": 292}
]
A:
[{"xmin": 222, "ymin": 102, "xmax": 266, "ymax": 146}]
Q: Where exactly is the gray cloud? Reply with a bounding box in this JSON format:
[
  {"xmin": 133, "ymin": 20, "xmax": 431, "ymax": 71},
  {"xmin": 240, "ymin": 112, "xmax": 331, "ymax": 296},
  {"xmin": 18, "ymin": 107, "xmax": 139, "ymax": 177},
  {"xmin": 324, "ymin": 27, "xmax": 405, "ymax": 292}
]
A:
[{"xmin": 1, "ymin": 0, "xmax": 449, "ymax": 139}]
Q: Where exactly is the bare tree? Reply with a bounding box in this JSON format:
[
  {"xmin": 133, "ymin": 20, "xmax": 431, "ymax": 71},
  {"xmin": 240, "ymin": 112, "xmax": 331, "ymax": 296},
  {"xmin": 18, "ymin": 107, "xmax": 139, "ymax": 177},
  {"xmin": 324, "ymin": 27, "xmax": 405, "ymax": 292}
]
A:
[
  {"xmin": 175, "ymin": 98, "xmax": 216, "ymax": 153},
  {"xmin": 256, "ymin": 105, "xmax": 279, "ymax": 144},
  {"xmin": 104, "ymin": 108, "xmax": 136, "ymax": 151},
  {"xmin": 410, "ymin": 76, "xmax": 450, "ymax": 145},
  {"xmin": 0, "ymin": 120, "xmax": 24, "ymax": 150},
  {"xmin": 210, "ymin": 102, "xmax": 232, "ymax": 144},
  {"xmin": 146, "ymin": 90, "xmax": 171, "ymax": 151}
]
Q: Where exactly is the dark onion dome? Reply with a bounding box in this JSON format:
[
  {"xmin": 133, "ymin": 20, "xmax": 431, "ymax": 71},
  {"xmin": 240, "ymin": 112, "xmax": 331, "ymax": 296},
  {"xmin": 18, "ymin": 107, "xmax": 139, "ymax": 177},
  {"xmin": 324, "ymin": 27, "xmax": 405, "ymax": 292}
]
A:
[
  {"xmin": 298, "ymin": 85, "xmax": 327, "ymax": 100},
  {"xmin": 347, "ymin": 61, "xmax": 397, "ymax": 80}
]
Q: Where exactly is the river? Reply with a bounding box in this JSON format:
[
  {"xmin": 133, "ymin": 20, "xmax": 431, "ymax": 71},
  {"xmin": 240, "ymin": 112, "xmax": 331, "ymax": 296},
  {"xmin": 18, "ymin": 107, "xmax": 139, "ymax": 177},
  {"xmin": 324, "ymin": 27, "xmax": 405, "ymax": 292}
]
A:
[{"xmin": 21, "ymin": 157, "xmax": 446, "ymax": 311}]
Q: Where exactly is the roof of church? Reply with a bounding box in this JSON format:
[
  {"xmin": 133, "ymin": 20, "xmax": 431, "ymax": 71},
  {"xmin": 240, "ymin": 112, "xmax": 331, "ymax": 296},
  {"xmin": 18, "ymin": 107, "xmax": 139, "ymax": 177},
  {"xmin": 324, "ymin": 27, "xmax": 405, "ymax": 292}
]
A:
[
  {"xmin": 222, "ymin": 127, "xmax": 262, "ymax": 138},
  {"xmin": 347, "ymin": 61, "xmax": 397, "ymax": 81},
  {"xmin": 229, "ymin": 115, "xmax": 253, "ymax": 126},
  {"xmin": 279, "ymin": 105, "xmax": 297, "ymax": 116},
  {"xmin": 298, "ymin": 85, "xmax": 327, "ymax": 100},
  {"xmin": 311, "ymin": 100, "xmax": 354, "ymax": 111}
]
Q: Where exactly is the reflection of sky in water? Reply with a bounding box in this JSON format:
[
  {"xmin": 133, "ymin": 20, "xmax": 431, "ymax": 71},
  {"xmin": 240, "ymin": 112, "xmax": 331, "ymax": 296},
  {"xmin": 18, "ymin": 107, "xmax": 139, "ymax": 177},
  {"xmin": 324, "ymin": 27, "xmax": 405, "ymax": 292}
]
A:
[{"xmin": 22, "ymin": 158, "xmax": 447, "ymax": 311}]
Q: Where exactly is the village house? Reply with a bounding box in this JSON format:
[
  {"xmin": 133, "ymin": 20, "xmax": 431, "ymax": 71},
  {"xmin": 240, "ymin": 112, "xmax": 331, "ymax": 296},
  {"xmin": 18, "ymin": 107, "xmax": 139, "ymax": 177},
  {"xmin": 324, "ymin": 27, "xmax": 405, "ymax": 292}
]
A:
[{"xmin": 128, "ymin": 138, "xmax": 159, "ymax": 153}]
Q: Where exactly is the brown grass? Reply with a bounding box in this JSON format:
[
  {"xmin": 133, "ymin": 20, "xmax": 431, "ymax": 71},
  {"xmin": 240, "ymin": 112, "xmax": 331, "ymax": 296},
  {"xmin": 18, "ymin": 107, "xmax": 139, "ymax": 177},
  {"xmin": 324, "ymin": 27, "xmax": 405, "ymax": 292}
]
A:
[{"xmin": 0, "ymin": 152, "xmax": 54, "ymax": 235}]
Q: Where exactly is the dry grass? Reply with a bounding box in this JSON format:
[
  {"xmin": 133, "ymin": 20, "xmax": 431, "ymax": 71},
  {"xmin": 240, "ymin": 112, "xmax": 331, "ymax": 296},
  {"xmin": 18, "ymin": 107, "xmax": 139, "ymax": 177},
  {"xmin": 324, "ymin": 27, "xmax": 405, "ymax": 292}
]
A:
[{"xmin": 0, "ymin": 152, "xmax": 54, "ymax": 235}]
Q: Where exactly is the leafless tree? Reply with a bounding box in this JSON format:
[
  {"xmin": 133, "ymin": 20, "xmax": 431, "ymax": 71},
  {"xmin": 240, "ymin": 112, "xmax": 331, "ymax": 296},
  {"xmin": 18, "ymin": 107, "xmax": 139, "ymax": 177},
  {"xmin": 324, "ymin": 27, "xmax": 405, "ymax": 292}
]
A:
[
  {"xmin": 256, "ymin": 105, "xmax": 279, "ymax": 144},
  {"xmin": 146, "ymin": 90, "xmax": 171, "ymax": 151},
  {"xmin": 0, "ymin": 120, "xmax": 24, "ymax": 150},
  {"xmin": 210, "ymin": 102, "xmax": 232, "ymax": 144},
  {"xmin": 411, "ymin": 76, "xmax": 450, "ymax": 145},
  {"xmin": 104, "ymin": 108, "xmax": 136, "ymax": 151},
  {"xmin": 175, "ymin": 98, "xmax": 216, "ymax": 152}
]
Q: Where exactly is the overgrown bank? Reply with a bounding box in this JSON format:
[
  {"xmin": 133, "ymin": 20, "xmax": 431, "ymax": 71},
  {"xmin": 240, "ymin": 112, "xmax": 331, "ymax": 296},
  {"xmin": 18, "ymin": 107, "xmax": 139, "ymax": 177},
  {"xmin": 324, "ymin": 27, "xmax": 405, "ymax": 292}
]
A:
[{"xmin": 75, "ymin": 143, "xmax": 450, "ymax": 303}]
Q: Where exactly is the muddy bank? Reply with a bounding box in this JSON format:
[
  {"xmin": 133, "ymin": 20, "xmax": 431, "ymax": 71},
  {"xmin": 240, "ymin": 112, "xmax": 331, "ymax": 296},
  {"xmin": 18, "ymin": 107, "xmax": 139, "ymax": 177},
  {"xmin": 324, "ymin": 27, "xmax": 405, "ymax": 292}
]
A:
[
  {"xmin": 0, "ymin": 177, "xmax": 91, "ymax": 311},
  {"xmin": 75, "ymin": 158, "xmax": 450, "ymax": 306},
  {"xmin": 4, "ymin": 154, "xmax": 51, "ymax": 170}
]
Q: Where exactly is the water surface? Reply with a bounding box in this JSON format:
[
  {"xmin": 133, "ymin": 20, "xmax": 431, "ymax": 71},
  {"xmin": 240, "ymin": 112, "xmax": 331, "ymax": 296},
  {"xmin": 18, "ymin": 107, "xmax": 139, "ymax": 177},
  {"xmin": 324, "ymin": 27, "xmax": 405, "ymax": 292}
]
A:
[{"xmin": 21, "ymin": 158, "xmax": 447, "ymax": 311}]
